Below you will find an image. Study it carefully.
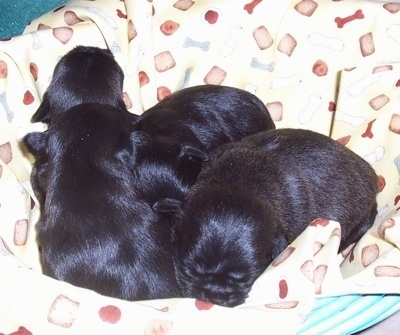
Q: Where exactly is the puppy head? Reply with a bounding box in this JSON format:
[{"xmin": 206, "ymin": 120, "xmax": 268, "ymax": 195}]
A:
[
  {"xmin": 130, "ymin": 132, "xmax": 208, "ymax": 205},
  {"xmin": 32, "ymin": 45, "xmax": 128, "ymax": 124},
  {"xmin": 173, "ymin": 186, "xmax": 279, "ymax": 307}
]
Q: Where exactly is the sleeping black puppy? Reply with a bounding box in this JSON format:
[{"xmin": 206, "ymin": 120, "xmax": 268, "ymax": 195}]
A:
[
  {"xmin": 130, "ymin": 132, "xmax": 208, "ymax": 208},
  {"xmin": 131, "ymin": 85, "xmax": 276, "ymax": 206},
  {"xmin": 27, "ymin": 45, "xmax": 139, "ymax": 207},
  {"xmin": 31, "ymin": 45, "xmax": 138, "ymax": 125},
  {"xmin": 23, "ymin": 102, "xmax": 180, "ymax": 301},
  {"xmin": 135, "ymin": 85, "xmax": 276, "ymax": 152},
  {"xmin": 162, "ymin": 128, "xmax": 378, "ymax": 307}
]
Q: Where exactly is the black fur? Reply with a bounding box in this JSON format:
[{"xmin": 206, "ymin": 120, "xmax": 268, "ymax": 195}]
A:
[
  {"xmin": 24, "ymin": 103, "xmax": 180, "ymax": 300},
  {"xmin": 135, "ymin": 85, "xmax": 276, "ymax": 152},
  {"xmin": 133, "ymin": 85, "xmax": 276, "ymax": 208},
  {"xmin": 129, "ymin": 132, "xmax": 208, "ymax": 207},
  {"xmin": 172, "ymin": 128, "xmax": 378, "ymax": 307},
  {"xmin": 31, "ymin": 45, "xmax": 138, "ymax": 124}
]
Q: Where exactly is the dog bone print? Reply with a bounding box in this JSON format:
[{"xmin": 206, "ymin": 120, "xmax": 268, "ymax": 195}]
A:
[
  {"xmin": 308, "ymin": 32, "xmax": 344, "ymax": 51},
  {"xmin": 30, "ymin": 32, "xmax": 42, "ymax": 50},
  {"xmin": 347, "ymin": 73, "xmax": 381, "ymax": 97},
  {"xmin": 86, "ymin": 7, "xmax": 118, "ymax": 29},
  {"xmin": 250, "ymin": 58, "xmax": 275, "ymax": 72},
  {"xmin": 334, "ymin": 110, "xmax": 366, "ymax": 127},
  {"xmin": 363, "ymin": 146, "xmax": 385, "ymax": 165},
  {"xmin": 1, "ymin": 326, "xmax": 32, "ymax": 335},
  {"xmin": 116, "ymin": 9, "xmax": 127, "ymax": 19},
  {"xmin": 0, "ymin": 92, "xmax": 14, "ymax": 122},
  {"xmin": 298, "ymin": 93, "xmax": 323, "ymax": 124},
  {"xmin": 387, "ymin": 24, "xmax": 400, "ymax": 46},
  {"xmin": 244, "ymin": 0, "xmax": 263, "ymax": 14},
  {"xmin": 220, "ymin": 26, "xmax": 244, "ymax": 57},
  {"xmin": 183, "ymin": 37, "xmax": 210, "ymax": 52},
  {"xmin": 270, "ymin": 73, "xmax": 303, "ymax": 89},
  {"xmin": 335, "ymin": 9, "xmax": 364, "ymax": 28}
]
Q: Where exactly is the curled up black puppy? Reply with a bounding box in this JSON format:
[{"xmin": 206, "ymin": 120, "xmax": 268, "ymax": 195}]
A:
[
  {"xmin": 31, "ymin": 45, "xmax": 138, "ymax": 124},
  {"xmin": 163, "ymin": 128, "xmax": 378, "ymax": 307},
  {"xmin": 23, "ymin": 102, "xmax": 180, "ymax": 301},
  {"xmin": 135, "ymin": 85, "xmax": 276, "ymax": 152},
  {"xmin": 26, "ymin": 45, "xmax": 139, "ymax": 207},
  {"xmin": 132, "ymin": 85, "xmax": 276, "ymax": 209}
]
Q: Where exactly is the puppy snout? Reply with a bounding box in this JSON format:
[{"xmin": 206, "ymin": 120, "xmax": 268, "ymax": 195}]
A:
[
  {"xmin": 198, "ymin": 290, "xmax": 246, "ymax": 307},
  {"xmin": 189, "ymin": 281, "xmax": 247, "ymax": 307}
]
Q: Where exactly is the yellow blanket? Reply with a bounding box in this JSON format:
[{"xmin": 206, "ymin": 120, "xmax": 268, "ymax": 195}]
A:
[{"xmin": 0, "ymin": 0, "xmax": 399, "ymax": 334}]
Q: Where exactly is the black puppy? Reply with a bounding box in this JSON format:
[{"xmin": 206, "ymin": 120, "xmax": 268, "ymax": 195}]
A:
[
  {"xmin": 27, "ymin": 45, "xmax": 139, "ymax": 207},
  {"xmin": 24, "ymin": 103, "xmax": 180, "ymax": 301},
  {"xmin": 31, "ymin": 45, "xmax": 136, "ymax": 124},
  {"xmin": 165, "ymin": 128, "xmax": 378, "ymax": 307},
  {"xmin": 135, "ymin": 85, "xmax": 276, "ymax": 152},
  {"xmin": 132, "ymin": 85, "xmax": 276, "ymax": 208}
]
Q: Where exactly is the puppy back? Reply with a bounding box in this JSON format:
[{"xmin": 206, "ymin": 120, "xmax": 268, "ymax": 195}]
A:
[{"xmin": 137, "ymin": 85, "xmax": 275, "ymax": 150}]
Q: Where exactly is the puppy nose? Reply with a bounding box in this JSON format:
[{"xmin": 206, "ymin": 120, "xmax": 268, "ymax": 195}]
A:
[{"xmin": 198, "ymin": 289, "xmax": 245, "ymax": 307}]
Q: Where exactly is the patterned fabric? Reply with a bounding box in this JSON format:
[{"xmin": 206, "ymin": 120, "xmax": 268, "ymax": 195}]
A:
[{"xmin": 0, "ymin": 0, "xmax": 399, "ymax": 333}]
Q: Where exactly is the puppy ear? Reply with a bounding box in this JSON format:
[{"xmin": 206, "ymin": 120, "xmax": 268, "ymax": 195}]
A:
[
  {"xmin": 180, "ymin": 145, "xmax": 208, "ymax": 162},
  {"xmin": 23, "ymin": 131, "xmax": 48, "ymax": 161},
  {"xmin": 130, "ymin": 131, "xmax": 151, "ymax": 147},
  {"xmin": 31, "ymin": 93, "xmax": 51, "ymax": 123},
  {"xmin": 152, "ymin": 198, "xmax": 183, "ymax": 214}
]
